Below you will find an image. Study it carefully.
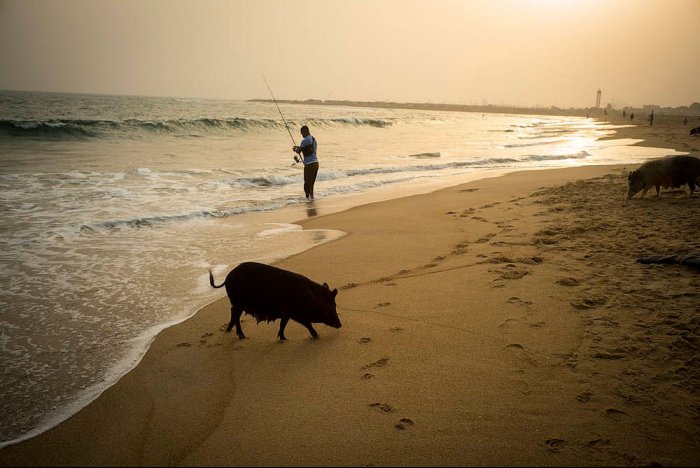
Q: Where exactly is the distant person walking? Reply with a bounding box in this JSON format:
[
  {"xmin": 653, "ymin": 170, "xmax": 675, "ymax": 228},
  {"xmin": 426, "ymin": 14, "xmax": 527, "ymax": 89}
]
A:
[
  {"xmin": 293, "ymin": 125, "xmax": 319, "ymax": 201},
  {"xmin": 631, "ymin": 112, "xmax": 635, "ymax": 121},
  {"xmin": 649, "ymin": 110, "xmax": 654, "ymax": 126}
]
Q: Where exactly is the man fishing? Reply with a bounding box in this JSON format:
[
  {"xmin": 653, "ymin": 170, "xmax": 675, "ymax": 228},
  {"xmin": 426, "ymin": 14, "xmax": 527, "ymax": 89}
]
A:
[
  {"xmin": 261, "ymin": 76, "xmax": 320, "ymax": 202},
  {"xmin": 293, "ymin": 125, "xmax": 319, "ymax": 201}
]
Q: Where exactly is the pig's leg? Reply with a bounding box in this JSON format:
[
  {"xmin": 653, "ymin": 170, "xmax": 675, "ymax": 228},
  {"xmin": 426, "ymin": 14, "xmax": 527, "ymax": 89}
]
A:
[
  {"xmin": 302, "ymin": 322, "xmax": 319, "ymax": 338},
  {"xmin": 688, "ymin": 180, "xmax": 696, "ymax": 198},
  {"xmin": 227, "ymin": 305, "xmax": 246, "ymax": 339},
  {"xmin": 655, "ymin": 184, "xmax": 661, "ymax": 197},
  {"xmin": 278, "ymin": 317, "xmax": 289, "ymax": 340}
]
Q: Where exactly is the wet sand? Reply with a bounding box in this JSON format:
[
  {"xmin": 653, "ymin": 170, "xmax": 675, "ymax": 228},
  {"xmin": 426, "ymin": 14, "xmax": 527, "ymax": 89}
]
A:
[{"xmin": 1, "ymin": 115, "xmax": 699, "ymax": 466}]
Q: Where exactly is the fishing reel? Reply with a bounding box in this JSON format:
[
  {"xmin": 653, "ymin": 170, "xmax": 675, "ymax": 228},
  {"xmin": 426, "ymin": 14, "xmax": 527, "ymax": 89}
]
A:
[{"xmin": 293, "ymin": 155, "xmax": 301, "ymax": 164}]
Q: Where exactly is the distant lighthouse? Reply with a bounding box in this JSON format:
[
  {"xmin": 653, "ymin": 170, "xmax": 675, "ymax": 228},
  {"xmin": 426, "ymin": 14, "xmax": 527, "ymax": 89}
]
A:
[{"xmin": 596, "ymin": 89, "xmax": 602, "ymax": 109}]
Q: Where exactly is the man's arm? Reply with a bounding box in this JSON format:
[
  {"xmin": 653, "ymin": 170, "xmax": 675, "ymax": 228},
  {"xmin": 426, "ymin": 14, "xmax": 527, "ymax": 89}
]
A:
[{"xmin": 295, "ymin": 136, "xmax": 314, "ymax": 157}]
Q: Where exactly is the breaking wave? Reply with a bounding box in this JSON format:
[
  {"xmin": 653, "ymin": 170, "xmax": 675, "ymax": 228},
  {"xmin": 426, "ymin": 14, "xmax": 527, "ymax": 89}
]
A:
[
  {"xmin": 0, "ymin": 116, "xmax": 396, "ymax": 140},
  {"xmin": 227, "ymin": 152, "xmax": 591, "ymax": 187}
]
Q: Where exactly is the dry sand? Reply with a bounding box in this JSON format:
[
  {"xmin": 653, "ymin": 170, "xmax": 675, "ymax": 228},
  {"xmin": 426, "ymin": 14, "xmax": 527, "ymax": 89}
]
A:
[{"xmin": 1, "ymin": 116, "xmax": 699, "ymax": 467}]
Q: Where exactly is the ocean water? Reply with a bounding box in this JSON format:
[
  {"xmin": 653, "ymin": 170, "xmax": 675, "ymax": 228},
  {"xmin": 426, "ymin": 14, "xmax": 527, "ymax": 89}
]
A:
[{"xmin": 0, "ymin": 90, "xmax": 677, "ymax": 446}]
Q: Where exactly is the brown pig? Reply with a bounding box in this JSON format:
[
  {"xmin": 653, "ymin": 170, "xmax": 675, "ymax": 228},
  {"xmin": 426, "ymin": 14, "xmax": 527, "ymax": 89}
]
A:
[
  {"xmin": 627, "ymin": 155, "xmax": 700, "ymax": 199},
  {"xmin": 209, "ymin": 262, "xmax": 341, "ymax": 340}
]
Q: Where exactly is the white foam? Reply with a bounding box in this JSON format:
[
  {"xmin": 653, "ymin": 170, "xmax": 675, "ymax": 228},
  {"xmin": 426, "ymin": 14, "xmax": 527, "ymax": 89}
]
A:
[{"xmin": 256, "ymin": 223, "xmax": 302, "ymax": 237}]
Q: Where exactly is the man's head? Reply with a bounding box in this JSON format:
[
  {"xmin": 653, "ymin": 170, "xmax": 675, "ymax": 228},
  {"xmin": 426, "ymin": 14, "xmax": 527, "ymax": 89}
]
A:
[{"xmin": 300, "ymin": 125, "xmax": 310, "ymax": 137}]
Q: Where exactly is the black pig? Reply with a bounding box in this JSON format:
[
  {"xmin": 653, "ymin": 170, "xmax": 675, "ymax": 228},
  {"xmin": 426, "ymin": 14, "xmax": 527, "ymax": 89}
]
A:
[{"xmin": 209, "ymin": 262, "xmax": 341, "ymax": 340}]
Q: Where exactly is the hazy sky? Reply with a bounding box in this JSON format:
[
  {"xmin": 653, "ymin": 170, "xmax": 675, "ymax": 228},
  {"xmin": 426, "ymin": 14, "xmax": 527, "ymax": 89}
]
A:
[{"xmin": 1, "ymin": 0, "xmax": 699, "ymax": 108}]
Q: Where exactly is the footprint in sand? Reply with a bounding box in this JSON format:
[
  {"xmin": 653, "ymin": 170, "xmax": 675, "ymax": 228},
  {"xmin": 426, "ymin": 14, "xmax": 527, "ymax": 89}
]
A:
[
  {"xmin": 557, "ymin": 277, "xmax": 580, "ymax": 287},
  {"xmin": 369, "ymin": 402, "xmax": 395, "ymax": 413},
  {"xmin": 592, "ymin": 351, "xmax": 625, "ymax": 360},
  {"xmin": 363, "ymin": 357, "xmax": 390, "ymax": 370},
  {"xmin": 395, "ymin": 418, "xmax": 415, "ymax": 430},
  {"xmin": 358, "ymin": 337, "xmax": 372, "ymax": 344},
  {"xmin": 507, "ymin": 343, "xmax": 525, "ymax": 350},
  {"xmin": 176, "ymin": 342, "xmax": 192, "ymax": 347},
  {"xmin": 390, "ymin": 327, "xmax": 404, "ymax": 333},
  {"xmin": 585, "ymin": 438, "xmax": 610, "ymax": 448},
  {"xmin": 571, "ymin": 297, "xmax": 607, "ymax": 310},
  {"xmin": 452, "ymin": 241, "xmax": 470, "ymax": 255},
  {"xmin": 475, "ymin": 233, "xmax": 497, "ymax": 243},
  {"xmin": 488, "ymin": 255, "xmax": 515, "ymax": 264},
  {"xmin": 557, "ymin": 352, "xmax": 578, "ymax": 368},
  {"xmin": 374, "ymin": 302, "xmax": 391, "ymax": 308},
  {"xmin": 545, "ymin": 438, "xmax": 568, "ymax": 452},
  {"xmin": 507, "ymin": 296, "xmax": 533, "ymax": 306},
  {"xmin": 198, "ymin": 331, "xmax": 219, "ymax": 347},
  {"xmin": 605, "ymin": 408, "xmax": 628, "ymax": 417},
  {"xmin": 376, "ymin": 276, "xmax": 396, "ymax": 285},
  {"xmin": 496, "ymin": 268, "xmax": 530, "ymax": 280},
  {"xmin": 499, "ymin": 318, "xmax": 516, "ymax": 331},
  {"xmin": 362, "ymin": 373, "xmax": 375, "ymax": 380},
  {"xmin": 495, "ymin": 221, "xmax": 514, "ymax": 230}
]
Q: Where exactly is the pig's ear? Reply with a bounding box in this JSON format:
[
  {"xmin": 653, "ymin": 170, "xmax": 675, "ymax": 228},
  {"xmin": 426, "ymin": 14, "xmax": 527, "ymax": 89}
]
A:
[
  {"xmin": 331, "ymin": 289, "xmax": 338, "ymax": 298},
  {"xmin": 323, "ymin": 282, "xmax": 330, "ymax": 290}
]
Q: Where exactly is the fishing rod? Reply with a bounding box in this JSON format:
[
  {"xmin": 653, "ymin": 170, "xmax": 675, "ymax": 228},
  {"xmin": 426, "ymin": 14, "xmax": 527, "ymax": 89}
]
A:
[{"xmin": 262, "ymin": 74, "xmax": 301, "ymax": 166}]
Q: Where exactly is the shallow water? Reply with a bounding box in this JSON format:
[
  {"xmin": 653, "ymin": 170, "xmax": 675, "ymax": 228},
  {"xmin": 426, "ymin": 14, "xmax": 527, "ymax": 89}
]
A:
[{"xmin": 0, "ymin": 90, "xmax": 679, "ymax": 446}]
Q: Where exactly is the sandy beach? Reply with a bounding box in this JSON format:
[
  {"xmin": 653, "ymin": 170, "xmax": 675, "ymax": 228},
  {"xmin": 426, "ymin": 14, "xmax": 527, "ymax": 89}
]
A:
[{"xmin": 1, "ymin": 115, "xmax": 699, "ymax": 466}]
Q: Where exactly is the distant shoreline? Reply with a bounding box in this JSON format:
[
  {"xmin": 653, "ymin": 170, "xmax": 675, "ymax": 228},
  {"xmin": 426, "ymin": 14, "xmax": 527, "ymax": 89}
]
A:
[{"xmin": 249, "ymin": 98, "xmax": 700, "ymax": 118}]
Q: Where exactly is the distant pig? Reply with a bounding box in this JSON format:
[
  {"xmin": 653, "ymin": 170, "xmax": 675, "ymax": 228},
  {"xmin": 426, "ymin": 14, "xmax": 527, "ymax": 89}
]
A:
[
  {"xmin": 209, "ymin": 262, "xmax": 341, "ymax": 340},
  {"xmin": 626, "ymin": 155, "xmax": 700, "ymax": 199}
]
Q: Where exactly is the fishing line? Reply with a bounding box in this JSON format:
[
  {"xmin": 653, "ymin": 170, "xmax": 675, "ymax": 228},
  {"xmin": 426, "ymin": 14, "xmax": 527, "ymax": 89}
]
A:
[{"xmin": 262, "ymin": 74, "xmax": 301, "ymax": 166}]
